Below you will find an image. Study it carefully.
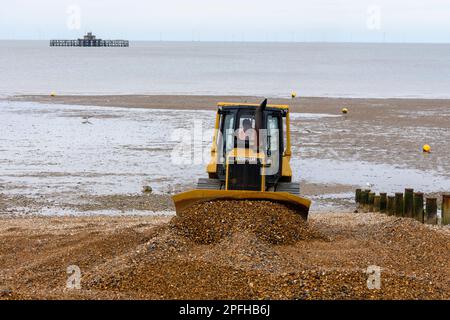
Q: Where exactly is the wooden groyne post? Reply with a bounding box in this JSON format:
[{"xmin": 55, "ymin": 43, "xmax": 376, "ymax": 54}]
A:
[
  {"xmin": 387, "ymin": 196, "xmax": 395, "ymax": 216},
  {"xmin": 395, "ymin": 193, "xmax": 404, "ymax": 217},
  {"xmin": 373, "ymin": 195, "xmax": 381, "ymax": 212},
  {"xmin": 362, "ymin": 190, "xmax": 370, "ymax": 212},
  {"xmin": 355, "ymin": 189, "xmax": 362, "ymax": 207},
  {"xmin": 425, "ymin": 198, "xmax": 437, "ymax": 225},
  {"xmin": 442, "ymin": 195, "xmax": 450, "ymax": 226},
  {"xmin": 404, "ymin": 188, "xmax": 414, "ymax": 218},
  {"xmin": 379, "ymin": 193, "xmax": 387, "ymax": 213},
  {"xmin": 413, "ymin": 192, "xmax": 424, "ymax": 223},
  {"xmin": 359, "ymin": 190, "xmax": 366, "ymax": 210},
  {"xmin": 368, "ymin": 192, "xmax": 375, "ymax": 212}
]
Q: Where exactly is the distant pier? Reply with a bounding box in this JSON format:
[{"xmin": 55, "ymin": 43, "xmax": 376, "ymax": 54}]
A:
[{"xmin": 50, "ymin": 32, "xmax": 129, "ymax": 47}]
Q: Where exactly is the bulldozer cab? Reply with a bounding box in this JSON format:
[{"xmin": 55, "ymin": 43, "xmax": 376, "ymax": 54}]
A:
[{"xmin": 207, "ymin": 100, "xmax": 293, "ymax": 191}]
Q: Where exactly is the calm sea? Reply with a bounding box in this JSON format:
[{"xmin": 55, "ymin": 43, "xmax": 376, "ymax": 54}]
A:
[{"xmin": 1, "ymin": 41, "xmax": 449, "ymax": 98}]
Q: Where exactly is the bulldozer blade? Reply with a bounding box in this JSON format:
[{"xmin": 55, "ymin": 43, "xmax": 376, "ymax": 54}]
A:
[{"xmin": 172, "ymin": 189, "xmax": 311, "ymax": 220}]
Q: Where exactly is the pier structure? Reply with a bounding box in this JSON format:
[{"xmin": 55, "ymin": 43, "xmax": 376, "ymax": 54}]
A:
[{"xmin": 50, "ymin": 32, "xmax": 129, "ymax": 47}]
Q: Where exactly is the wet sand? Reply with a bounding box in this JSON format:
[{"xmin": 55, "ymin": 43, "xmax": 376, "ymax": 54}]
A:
[
  {"xmin": 0, "ymin": 211, "xmax": 448, "ymax": 300},
  {"xmin": 10, "ymin": 94, "xmax": 450, "ymax": 125}
]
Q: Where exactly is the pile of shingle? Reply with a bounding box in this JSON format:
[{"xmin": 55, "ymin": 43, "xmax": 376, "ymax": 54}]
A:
[{"xmin": 170, "ymin": 200, "xmax": 321, "ymax": 244}]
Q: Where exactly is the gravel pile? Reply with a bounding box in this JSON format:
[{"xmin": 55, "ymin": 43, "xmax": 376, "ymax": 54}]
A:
[
  {"xmin": 170, "ymin": 200, "xmax": 321, "ymax": 244},
  {"xmin": 1, "ymin": 210, "xmax": 448, "ymax": 300},
  {"xmin": 83, "ymin": 212, "xmax": 449, "ymax": 299}
]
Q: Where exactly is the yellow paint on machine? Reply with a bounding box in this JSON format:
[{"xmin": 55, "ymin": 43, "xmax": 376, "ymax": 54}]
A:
[{"xmin": 172, "ymin": 189, "xmax": 311, "ymax": 220}]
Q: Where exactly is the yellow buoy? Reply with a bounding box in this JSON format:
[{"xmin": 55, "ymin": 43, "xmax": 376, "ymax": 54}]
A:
[
  {"xmin": 50, "ymin": 92, "xmax": 56, "ymax": 97},
  {"xmin": 342, "ymin": 107, "xmax": 348, "ymax": 114},
  {"xmin": 422, "ymin": 144, "xmax": 431, "ymax": 153},
  {"xmin": 291, "ymin": 91, "xmax": 297, "ymax": 99}
]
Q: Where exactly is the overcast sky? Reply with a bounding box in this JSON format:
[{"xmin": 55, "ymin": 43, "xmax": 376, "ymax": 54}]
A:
[{"xmin": 1, "ymin": 0, "xmax": 450, "ymax": 42}]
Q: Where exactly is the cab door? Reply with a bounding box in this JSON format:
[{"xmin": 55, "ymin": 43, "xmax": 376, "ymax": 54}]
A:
[{"xmin": 265, "ymin": 112, "xmax": 283, "ymax": 182}]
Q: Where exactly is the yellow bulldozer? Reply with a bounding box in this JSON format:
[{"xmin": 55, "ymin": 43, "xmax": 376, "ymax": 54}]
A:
[{"xmin": 172, "ymin": 99, "xmax": 311, "ymax": 219}]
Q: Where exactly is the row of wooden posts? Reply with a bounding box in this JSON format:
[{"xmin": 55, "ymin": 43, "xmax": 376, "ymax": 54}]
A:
[{"xmin": 355, "ymin": 188, "xmax": 450, "ymax": 226}]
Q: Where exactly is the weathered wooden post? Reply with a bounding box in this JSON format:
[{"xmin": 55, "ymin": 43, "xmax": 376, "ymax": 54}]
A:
[
  {"xmin": 362, "ymin": 189, "xmax": 370, "ymax": 212},
  {"xmin": 387, "ymin": 196, "xmax": 395, "ymax": 216},
  {"xmin": 413, "ymin": 192, "xmax": 424, "ymax": 223},
  {"xmin": 379, "ymin": 193, "xmax": 387, "ymax": 213},
  {"xmin": 442, "ymin": 195, "xmax": 450, "ymax": 226},
  {"xmin": 355, "ymin": 189, "xmax": 362, "ymax": 208},
  {"xmin": 355, "ymin": 189, "xmax": 362, "ymax": 203},
  {"xmin": 358, "ymin": 190, "xmax": 367, "ymax": 209},
  {"xmin": 360, "ymin": 190, "xmax": 367, "ymax": 211},
  {"xmin": 395, "ymin": 193, "xmax": 404, "ymax": 217},
  {"xmin": 374, "ymin": 195, "xmax": 381, "ymax": 212},
  {"xmin": 368, "ymin": 192, "xmax": 375, "ymax": 212},
  {"xmin": 425, "ymin": 198, "xmax": 438, "ymax": 225},
  {"xmin": 404, "ymin": 188, "xmax": 414, "ymax": 218}
]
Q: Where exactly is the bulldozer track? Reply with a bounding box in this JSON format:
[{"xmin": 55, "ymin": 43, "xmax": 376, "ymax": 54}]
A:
[
  {"xmin": 196, "ymin": 178, "xmax": 223, "ymax": 190},
  {"xmin": 197, "ymin": 178, "xmax": 300, "ymax": 196},
  {"xmin": 275, "ymin": 182, "xmax": 301, "ymax": 195}
]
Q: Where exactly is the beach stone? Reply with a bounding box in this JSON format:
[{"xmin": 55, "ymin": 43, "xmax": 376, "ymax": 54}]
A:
[{"xmin": 142, "ymin": 185, "xmax": 153, "ymax": 193}]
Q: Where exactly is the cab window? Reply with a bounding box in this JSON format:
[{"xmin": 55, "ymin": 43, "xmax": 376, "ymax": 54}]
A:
[
  {"xmin": 267, "ymin": 115, "xmax": 279, "ymax": 152},
  {"xmin": 222, "ymin": 113, "xmax": 235, "ymax": 155}
]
